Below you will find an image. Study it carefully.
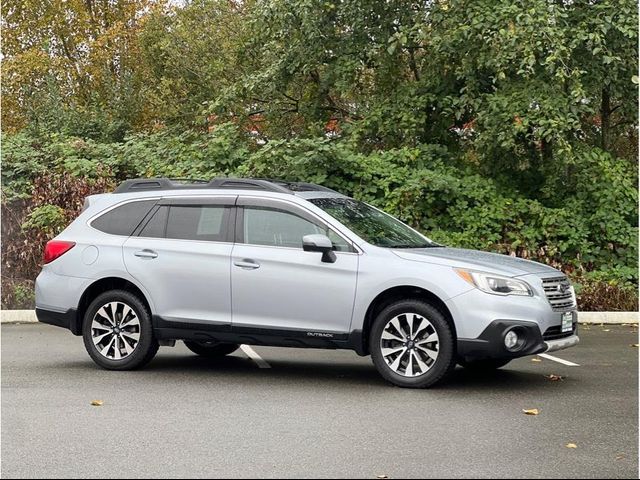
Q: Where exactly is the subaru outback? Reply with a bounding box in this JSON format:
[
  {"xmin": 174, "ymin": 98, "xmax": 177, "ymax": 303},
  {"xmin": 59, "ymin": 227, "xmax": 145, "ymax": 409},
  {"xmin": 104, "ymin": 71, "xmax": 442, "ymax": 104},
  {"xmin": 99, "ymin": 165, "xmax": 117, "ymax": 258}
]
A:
[{"xmin": 35, "ymin": 178, "xmax": 579, "ymax": 388}]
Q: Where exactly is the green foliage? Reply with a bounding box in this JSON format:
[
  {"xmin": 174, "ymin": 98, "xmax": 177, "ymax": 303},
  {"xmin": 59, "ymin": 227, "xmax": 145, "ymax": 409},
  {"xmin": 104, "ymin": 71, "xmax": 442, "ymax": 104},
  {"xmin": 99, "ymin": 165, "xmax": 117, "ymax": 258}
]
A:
[
  {"xmin": 238, "ymin": 136, "xmax": 638, "ymax": 282},
  {"xmin": 3, "ymin": 130, "xmax": 636, "ymax": 291},
  {"xmin": 1, "ymin": 132, "xmax": 49, "ymax": 199},
  {"xmin": 12, "ymin": 281, "xmax": 35, "ymax": 308},
  {"xmin": 2, "ymin": 280, "xmax": 36, "ymax": 310},
  {"xmin": 21, "ymin": 205, "xmax": 67, "ymax": 236},
  {"xmin": 114, "ymin": 124, "xmax": 250, "ymax": 179}
]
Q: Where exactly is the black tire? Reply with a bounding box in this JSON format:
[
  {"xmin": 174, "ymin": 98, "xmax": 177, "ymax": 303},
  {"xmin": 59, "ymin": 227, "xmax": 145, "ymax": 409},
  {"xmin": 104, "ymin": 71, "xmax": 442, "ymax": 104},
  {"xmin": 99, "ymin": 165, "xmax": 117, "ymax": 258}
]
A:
[
  {"xmin": 458, "ymin": 358, "xmax": 512, "ymax": 371},
  {"xmin": 183, "ymin": 341, "xmax": 240, "ymax": 358},
  {"xmin": 370, "ymin": 300, "xmax": 456, "ymax": 388},
  {"xmin": 82, "ymin": 289, "xmax": 159, "ymax": 370}
]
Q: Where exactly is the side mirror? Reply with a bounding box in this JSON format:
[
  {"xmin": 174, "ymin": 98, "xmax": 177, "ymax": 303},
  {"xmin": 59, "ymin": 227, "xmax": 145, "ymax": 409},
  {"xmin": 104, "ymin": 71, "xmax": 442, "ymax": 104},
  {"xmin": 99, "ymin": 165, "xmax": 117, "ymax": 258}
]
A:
[{"xmin": 302, "ymin": 234, "xmax": 336, "ymax": 263}]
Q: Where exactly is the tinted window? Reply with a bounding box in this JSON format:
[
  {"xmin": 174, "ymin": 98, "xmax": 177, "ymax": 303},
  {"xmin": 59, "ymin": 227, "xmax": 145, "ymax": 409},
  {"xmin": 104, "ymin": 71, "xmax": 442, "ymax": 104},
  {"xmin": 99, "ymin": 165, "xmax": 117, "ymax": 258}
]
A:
[
  {"xmin": 138, "ymin": 206, "xmax": 168, "ymax": 238},
  {"xmin": 92, "ymin": 200, "xmax": 157, "ymax": 236},
  {"xmin": 165, "ymin": 205, "xmax": 230, "ymax": 242}
]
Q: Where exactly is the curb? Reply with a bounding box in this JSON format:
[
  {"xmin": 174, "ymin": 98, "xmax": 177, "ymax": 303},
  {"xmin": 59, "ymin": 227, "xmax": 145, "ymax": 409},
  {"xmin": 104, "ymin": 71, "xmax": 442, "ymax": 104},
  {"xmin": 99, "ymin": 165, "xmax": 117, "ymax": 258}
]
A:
[
  {"xmin": 0, "ymin": 309, "xmax": 637, "ymax": 325},
  {"xmin": 1, "ymin": 310, "xmax": 39, "ymax": 324},
  {"xmin": 576, "ymin": 311, "xmax": 638, "ymax": 324}
]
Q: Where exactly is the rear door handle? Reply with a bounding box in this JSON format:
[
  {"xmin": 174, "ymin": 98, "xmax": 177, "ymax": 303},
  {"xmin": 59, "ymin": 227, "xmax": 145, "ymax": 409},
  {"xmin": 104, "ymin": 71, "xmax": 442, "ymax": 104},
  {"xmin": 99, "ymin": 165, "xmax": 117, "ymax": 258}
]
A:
[
  {"xmin": 233, "ymin": 259, "xmax": 260, "ymax": 270},
  {"xmin": 134, "ymin": 249, "xmax": 158, "ymax": 259}
]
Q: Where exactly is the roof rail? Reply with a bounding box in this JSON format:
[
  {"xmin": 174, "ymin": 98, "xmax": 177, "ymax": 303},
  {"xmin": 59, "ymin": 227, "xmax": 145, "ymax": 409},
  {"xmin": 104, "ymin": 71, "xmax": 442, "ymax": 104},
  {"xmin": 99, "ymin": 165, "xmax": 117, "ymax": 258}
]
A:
[{"xmin": 113, "ymin": 177, "xmax": 295, "ymax": 194}]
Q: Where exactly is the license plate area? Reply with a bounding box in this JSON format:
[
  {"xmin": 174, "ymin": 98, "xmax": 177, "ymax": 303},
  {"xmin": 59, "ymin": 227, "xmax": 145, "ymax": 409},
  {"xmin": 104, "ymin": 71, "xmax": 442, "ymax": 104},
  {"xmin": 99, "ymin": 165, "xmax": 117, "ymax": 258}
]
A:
[{"xmin": 561, "ymin": 312, "xmax": 574, "ymax": 333}]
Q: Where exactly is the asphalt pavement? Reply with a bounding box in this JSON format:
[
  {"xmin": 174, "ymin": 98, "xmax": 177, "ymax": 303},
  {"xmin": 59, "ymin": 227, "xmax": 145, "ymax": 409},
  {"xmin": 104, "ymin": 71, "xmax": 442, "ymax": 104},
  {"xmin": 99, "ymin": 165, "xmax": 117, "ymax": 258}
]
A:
[{"xmin": 1, "ymin": 323, "xmax": 638, "ymax": 479}]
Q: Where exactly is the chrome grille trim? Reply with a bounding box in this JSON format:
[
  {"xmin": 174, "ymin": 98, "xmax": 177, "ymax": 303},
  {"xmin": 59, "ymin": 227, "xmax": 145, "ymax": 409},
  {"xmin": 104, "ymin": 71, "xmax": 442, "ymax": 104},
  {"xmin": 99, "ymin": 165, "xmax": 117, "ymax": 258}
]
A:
[{"xmin": 542, "ymin": 276, "xmax": 576, "ymax": 311}]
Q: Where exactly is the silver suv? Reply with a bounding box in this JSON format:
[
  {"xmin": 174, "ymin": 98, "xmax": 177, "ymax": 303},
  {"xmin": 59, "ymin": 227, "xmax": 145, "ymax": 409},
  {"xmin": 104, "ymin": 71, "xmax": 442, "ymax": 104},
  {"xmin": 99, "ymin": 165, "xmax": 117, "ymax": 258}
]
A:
[{"xmin": 35, "ymin": 178, "xmax": 579, "ymax": 388}]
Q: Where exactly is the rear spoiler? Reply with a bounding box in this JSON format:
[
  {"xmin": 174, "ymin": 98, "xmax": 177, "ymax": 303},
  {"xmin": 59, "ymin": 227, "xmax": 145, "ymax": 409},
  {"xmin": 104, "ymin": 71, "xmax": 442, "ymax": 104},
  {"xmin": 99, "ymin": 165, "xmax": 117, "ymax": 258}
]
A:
[{"xmin": 81, "ymin": 193, "xmax": 110, "ymax": 212}]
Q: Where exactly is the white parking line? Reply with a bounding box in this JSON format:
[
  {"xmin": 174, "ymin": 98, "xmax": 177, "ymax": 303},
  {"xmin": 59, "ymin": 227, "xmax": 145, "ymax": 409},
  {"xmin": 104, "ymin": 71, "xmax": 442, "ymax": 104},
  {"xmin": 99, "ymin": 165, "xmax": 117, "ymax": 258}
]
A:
[
  {"xmin": 538, "ymin": 353, "xmax": 580, "ymax": 367},
  {"xmin": 240, "ymin": 345, "xmax": 271, "ymax": 369}
]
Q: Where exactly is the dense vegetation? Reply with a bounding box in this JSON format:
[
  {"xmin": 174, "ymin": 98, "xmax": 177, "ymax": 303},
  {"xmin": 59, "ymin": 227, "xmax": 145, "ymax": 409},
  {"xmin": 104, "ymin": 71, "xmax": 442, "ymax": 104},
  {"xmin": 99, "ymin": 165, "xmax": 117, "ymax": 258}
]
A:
[{"xmin": 2, "ymin": 0, "xmax": 638, "ymax": 310}]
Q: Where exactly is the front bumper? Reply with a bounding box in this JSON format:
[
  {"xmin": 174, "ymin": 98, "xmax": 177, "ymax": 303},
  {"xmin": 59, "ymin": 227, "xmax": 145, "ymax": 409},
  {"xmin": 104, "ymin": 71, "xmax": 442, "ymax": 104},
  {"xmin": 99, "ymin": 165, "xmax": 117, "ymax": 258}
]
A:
[{"xmin": 457, "ymin": 318, "xmax": 579, "ymax": 361}]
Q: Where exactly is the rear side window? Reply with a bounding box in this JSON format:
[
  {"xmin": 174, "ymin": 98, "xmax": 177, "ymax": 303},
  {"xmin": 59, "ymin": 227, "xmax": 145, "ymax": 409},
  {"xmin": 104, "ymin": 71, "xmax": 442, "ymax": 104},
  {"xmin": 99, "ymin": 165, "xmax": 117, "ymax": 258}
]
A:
[
  {"xmin": 165, "ymin": 205, "xmax": 230, "ymax": 242},
  {"xmin": 92, "ymin": 200, "xmax": 157, "ymax": 236}
]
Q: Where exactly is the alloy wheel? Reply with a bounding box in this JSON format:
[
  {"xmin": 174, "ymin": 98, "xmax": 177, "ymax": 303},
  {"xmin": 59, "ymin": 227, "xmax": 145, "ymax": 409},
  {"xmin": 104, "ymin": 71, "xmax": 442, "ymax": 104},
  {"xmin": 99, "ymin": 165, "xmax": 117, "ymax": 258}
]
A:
[
  {"xmin": 379, "ymin": 312, "xmax": 439, "ymax": 377},
  {"xmin": 91, "ymin": 301, "xmax": 141, "ymax": 360}
]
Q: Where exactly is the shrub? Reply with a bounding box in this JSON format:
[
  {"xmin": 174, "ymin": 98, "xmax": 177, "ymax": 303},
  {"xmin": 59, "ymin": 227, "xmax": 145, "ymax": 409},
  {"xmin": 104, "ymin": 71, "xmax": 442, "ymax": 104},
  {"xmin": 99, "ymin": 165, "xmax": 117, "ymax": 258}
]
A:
[
  {"xmin": 1, "ymin": 172, "xmax": 115, "ymax": 309},
  {"xmin": 574, "ymin": 278, "xmax": 638, "ymax": 312},
  {"xmin": 1, "ymin": 131, "xmax": 636, "ymax": 311}
]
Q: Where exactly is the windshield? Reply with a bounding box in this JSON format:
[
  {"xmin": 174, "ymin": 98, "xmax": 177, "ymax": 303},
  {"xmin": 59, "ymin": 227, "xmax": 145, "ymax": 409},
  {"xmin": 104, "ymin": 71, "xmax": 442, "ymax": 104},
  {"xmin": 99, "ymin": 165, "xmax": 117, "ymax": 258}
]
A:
[{"xmin": 309, "ymin": 198, "xmax": 439, "ymax": 249}]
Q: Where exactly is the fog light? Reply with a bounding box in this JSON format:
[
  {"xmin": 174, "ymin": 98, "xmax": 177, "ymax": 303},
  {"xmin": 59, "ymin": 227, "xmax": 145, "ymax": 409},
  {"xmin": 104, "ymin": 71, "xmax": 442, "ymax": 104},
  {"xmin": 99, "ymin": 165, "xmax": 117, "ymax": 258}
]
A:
[{"xmin": 504, "ymin": 330, "xmax": 519, "ymax": 350}]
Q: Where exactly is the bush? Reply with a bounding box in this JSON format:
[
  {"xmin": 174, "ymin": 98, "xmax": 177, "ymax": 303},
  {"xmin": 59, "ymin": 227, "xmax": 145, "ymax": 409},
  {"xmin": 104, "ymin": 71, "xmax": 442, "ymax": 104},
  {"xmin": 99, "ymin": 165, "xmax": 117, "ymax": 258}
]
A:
[
  {"xmin": 1, "ymin": 172, "xmax": 115, "ymax": 309},
  {"xmin": 241, "ymin": 138, "xmax": 637, "ymax": 279},
  {"xmin": 574, "ymin": 278, "xmax": 638, "ymax": 312},
  {"xmin": 1, "ymin": 131, "xmax": 636, "ymax": 311}
]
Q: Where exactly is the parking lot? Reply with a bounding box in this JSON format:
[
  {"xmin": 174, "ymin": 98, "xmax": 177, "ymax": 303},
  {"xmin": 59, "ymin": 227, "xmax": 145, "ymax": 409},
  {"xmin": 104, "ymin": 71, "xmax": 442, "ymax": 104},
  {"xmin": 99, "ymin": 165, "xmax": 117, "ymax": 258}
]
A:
[{"xmin": 2, "ymin": 323, "xmax": 638, "ymax": 479}]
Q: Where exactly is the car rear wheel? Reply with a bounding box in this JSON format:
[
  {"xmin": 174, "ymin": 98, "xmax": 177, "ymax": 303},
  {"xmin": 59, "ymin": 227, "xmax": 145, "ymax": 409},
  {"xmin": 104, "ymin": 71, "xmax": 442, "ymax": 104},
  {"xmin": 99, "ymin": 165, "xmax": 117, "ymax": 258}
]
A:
[
  {"xmin": 183, "ymin": 341, "xmax": 240, "ymax": 358},
  {"xmin": 458, "ymin": 358, "xmax": 512, "ymax": 370},
  {"xmin": 82, "ymin": 290, "xmax": 158, "ymax": 370},
  {"xmin": 370, "ymin": 300, "xmax": 456, "ymax": 388}
]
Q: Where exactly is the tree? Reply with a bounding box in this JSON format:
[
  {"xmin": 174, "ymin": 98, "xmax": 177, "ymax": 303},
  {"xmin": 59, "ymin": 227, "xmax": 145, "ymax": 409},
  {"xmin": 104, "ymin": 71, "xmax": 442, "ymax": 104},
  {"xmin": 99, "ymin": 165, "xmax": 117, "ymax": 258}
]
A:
[{"xmin": 2, "ymin": 0, "xmax": 156, "ymax": 139}]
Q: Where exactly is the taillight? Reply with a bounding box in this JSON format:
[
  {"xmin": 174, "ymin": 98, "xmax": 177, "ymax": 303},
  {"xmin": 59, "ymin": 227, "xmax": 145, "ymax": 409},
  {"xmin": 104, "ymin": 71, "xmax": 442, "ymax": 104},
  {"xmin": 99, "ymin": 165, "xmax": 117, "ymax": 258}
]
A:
[{"xmin": 43, "ymin": 240, "xmax": 76, "ymax": 264}]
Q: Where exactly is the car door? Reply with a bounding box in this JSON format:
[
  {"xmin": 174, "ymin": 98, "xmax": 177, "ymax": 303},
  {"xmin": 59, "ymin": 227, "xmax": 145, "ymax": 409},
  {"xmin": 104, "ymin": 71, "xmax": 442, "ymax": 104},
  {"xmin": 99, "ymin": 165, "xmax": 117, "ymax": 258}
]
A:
[
  {"xmin": 123, "ymin": 196, "xmax": 236, "ymax": 327},
  {"xmin": 230, "ymin": 197, "xmax": 359, "ymax": 334}
]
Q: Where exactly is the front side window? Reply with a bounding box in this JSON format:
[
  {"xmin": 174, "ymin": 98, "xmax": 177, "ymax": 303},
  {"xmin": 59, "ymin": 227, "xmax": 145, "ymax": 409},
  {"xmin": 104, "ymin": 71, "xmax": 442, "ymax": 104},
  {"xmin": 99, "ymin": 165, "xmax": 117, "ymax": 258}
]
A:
[
  {"xmin": 309, "ymin": 198, "xmax": 438, "ymax": 248},
  {"xmin": 243, "ymin": 207, "xmax": 351, "ymax": 251},
  {"xmin": 165, "ymin": 205, "xmax": 230, "ymax": 242},
  {"xmin": 92, "ymin": 200, "xmax": 157, "ymax": 236}
]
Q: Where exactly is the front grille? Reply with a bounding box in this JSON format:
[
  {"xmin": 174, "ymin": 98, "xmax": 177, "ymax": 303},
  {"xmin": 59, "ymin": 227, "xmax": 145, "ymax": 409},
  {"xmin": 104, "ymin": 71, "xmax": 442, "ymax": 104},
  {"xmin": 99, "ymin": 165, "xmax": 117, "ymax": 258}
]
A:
[
  {"xmin": 543, "ymin": 324, "xmax": 576, "ymax": 341},
  {"xmin": 542, "ymin": 276, "xmax": 576, "ymax": 311}
]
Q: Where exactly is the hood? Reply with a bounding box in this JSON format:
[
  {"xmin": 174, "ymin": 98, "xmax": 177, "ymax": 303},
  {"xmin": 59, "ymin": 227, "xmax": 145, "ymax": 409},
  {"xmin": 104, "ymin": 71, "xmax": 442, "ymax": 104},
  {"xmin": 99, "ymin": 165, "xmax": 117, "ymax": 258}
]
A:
[{"xmin": 391, "ymin": 247, "xmax": 560, "ymax": 277}]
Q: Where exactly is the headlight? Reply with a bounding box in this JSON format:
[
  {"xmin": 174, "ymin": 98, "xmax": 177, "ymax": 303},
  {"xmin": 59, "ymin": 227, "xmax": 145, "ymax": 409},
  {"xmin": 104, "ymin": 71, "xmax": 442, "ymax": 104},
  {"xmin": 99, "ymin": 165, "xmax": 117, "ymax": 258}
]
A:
[{"xmin": 455, "ymin": 269, "xmax": 533, "ymax": 296}]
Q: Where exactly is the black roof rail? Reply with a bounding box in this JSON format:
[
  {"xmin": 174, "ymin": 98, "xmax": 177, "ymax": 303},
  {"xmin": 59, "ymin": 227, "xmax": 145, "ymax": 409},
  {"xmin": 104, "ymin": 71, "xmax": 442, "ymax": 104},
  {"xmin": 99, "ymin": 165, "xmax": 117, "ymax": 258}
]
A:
[{"xmin": 114, "ymin": 177, "xmax": 296, "ymax": 194}]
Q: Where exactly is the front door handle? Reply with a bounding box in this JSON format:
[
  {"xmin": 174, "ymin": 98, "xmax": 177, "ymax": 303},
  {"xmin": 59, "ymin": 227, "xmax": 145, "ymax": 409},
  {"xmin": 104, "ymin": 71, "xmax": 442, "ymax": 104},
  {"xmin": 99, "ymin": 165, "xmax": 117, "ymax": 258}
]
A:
[
  {"xmin": 234, "ymin": 259, "xmax": 260, "ymax": 270},
  {"xmin": 134, "ymin": 249, "xmax": 158, "ymax": 259}
]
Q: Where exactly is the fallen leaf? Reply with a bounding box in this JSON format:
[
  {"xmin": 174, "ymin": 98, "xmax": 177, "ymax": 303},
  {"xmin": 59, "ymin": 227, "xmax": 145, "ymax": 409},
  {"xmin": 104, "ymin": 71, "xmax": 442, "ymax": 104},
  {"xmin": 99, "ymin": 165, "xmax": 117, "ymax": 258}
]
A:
[
  {"xmin": 602, "ymin": 329, "xmax": 610, "ymax": 332},
  {"xmin": 90, "ymin": 400, "xmax": 104, "ymax": 407},
  {"xmin": 522, "ymin": 408, "xmax": 539, "ymax": 415},
  {"xmin": 546, "ymin": 374, "xmax": 564, "ymax": 381},
  {"xmin": 616, "ymin": 454, "xmax": 625, "ymax": 461},
  {"xmin": 531, "ymin": 358, "xmax": 542, "ymax": 363},
  {"xmin": 565, "ymin": 443, "xmax": 577, "ymax": 449}
]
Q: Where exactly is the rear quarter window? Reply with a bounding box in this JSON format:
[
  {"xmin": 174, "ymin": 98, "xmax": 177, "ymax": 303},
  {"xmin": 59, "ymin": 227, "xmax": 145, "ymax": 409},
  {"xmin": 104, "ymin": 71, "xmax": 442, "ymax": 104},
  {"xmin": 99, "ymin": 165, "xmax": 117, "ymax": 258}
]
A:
[{"xmin": 91, "ymin": 200, "xmax": 157, "ymax": 236}]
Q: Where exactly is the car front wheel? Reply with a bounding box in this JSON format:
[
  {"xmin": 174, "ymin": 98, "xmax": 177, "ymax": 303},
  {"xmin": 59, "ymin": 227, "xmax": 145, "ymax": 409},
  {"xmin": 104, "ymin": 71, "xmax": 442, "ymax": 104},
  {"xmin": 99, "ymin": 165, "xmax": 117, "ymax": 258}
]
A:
[{"xmin": 370, "ymin": 300, "xmax": 456, "ymax": 388}]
